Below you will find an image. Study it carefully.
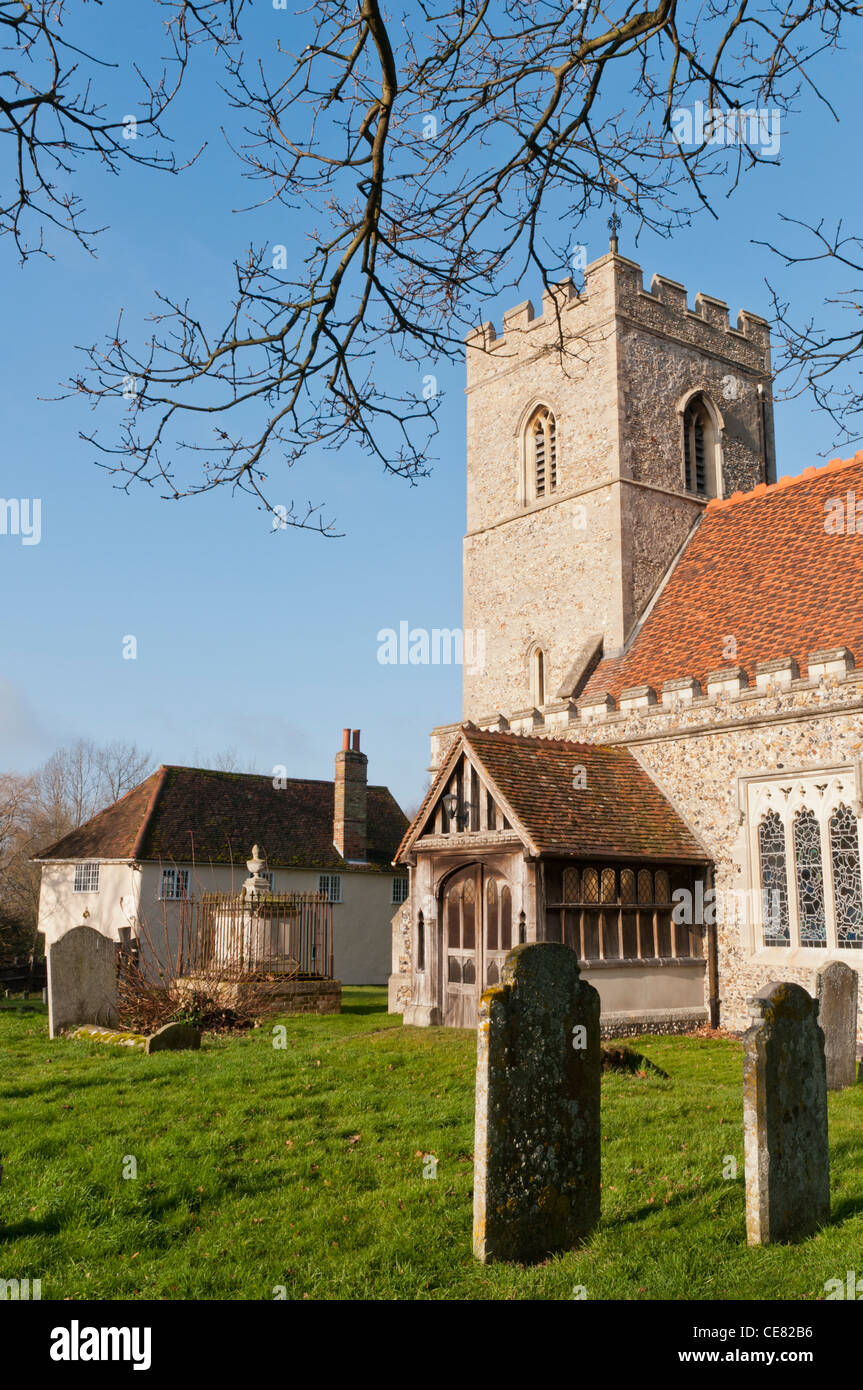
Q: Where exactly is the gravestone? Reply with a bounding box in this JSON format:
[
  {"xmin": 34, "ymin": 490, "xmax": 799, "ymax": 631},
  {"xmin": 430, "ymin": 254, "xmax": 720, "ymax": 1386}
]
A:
[
  {"xmin": 816, "ymin": 960, "xmax": 858, "ymax": 1090},
  {"xmin": 145, "ymin": 1022, "xmax": 201, "ymax": 1054},
  {"xmin": 743, "ymin": 981, "xmax": 830, "ymax": 1246},
  {"xmin": 473, "ymin": 942, "xmax": 601, "ymax": 1264},
  {"xmin": 47, "ymin": 926, "xmax": 118, "ymax": 1039}
]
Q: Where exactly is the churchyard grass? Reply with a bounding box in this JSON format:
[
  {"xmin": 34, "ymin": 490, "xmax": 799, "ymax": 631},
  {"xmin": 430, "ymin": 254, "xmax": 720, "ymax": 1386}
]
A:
[{"xmin": 2, "ymin": 989, "xmax": 863, "ymax": 1300}]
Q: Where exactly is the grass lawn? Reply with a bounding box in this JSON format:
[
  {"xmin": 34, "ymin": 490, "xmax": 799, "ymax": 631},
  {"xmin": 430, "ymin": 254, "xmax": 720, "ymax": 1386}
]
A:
[{"xmin": 1, "ymin": 987, "xmax": 862, "ymax": 1301}]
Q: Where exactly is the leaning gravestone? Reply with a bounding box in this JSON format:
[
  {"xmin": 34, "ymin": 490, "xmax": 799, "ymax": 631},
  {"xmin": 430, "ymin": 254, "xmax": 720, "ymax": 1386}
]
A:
[
  {"xmin": 473, "ymin": 942, "xmax": 600, "ymax": 1264},
  {"xmin": 743, "ymin": 981, "xmax": 829, "ymax": 1246},
  {"xmin": 816, "ymin": 960, "xmax": 858, "ymax": 1091},
  {"xmin": 47, "ymin": 926, "xmax": 118, "ymax": 1039}
]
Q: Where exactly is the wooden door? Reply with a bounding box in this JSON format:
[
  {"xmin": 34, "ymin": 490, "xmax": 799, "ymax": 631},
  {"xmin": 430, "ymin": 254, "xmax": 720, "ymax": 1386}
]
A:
[
  {"xmin": 443, "ymin": 866, "xmax": 514, "ymax": 1027},
  {"xmin": 482, "ymin": 875, "xmax": 514, "ymax": 988},
  {"xmin": 443, "ymin": 866, "xmax": 479, "ymax": 1028}
]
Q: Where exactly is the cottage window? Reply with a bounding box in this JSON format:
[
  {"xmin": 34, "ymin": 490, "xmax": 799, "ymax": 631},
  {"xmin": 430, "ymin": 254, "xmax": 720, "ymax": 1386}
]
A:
[
  {"xmin": 318, "ymin": 874, "xmax": 343, "ymax": 904},
  {"xmin": 160, "ymin": 867, "xmax": 190, "ymax": 900},
  {"xmin": 392, "ymin": 876, "xmax": 409, "ymax": 905},
  {"xmin": 749, "ymin": 772, "xmax": 863, "ymax": 951},
  {"xmin": 73, "ymin": 862, "xmax": 100, "ymax": 893}
]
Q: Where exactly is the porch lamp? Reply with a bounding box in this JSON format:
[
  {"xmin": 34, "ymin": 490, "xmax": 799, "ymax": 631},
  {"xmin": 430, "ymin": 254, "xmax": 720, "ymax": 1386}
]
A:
[{"xmin": 442, "ymin": 792, "xmax": 460, "ymax": 825}]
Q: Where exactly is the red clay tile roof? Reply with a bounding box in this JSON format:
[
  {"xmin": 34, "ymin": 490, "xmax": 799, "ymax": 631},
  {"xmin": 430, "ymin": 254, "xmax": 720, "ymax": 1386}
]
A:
[
  {"xmin": 581, "ymin": 453, "xmax": 863, "ymax": 703},
  {"xmin": 398, "ymin": 727, "xmax": 708, "ymax": 862},
  {"xmin": 36, "ymin": 766, "xmax": 407, "ymax": 872}
]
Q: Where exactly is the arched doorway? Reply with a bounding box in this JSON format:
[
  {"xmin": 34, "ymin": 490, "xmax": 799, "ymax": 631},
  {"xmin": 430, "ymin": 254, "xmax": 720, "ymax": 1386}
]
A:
[{"xmin": 442, "ymin": 865, "xmax": 514, "ymax": 1027}]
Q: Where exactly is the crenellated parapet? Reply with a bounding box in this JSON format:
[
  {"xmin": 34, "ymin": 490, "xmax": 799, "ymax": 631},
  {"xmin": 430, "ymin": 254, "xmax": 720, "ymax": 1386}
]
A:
[
  {"xmin": 464, "ymin": 250, "xmax": 772, "ymax": 389},
  {"xmin": 431, "ymin": 647, "xmax": 863, "ymax": 769}
]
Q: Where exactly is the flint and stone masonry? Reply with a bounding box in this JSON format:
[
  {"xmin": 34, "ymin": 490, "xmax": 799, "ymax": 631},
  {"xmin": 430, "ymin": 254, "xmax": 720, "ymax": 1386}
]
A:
[
  {"xmin": 462, "ymin": 250, "xmax": 773, "ymax": 721},
  {"xmin": 743, "ymin": 981, "xmax": 830, "ymax": 1246},
  {"xmin": 473, "ymin": 943, "xmax": 601, "ymax": 1264},
  {"xmin": 816, "ymin": 960, "xmax": 859, "ymax": 1091}
]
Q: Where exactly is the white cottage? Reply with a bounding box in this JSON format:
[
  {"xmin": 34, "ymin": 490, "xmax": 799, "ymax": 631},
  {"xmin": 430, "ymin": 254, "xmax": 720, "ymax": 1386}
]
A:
[{"xmin": 35, "ymin": 730, "xmax": 408, "ymax": 985}]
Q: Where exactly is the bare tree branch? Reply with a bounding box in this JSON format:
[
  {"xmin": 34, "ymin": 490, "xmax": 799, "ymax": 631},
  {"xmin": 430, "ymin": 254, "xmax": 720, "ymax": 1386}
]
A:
[
  {"xmin": 64, "ymin": 0, "xmax": 862, "ymax": 526},
  {"xmin": 759, "ymin": 214, "xmax": 863, "ymax": 447},
  {"xmin": 0, "ymin": 0, "xmax": 245, "ymax": 260}
]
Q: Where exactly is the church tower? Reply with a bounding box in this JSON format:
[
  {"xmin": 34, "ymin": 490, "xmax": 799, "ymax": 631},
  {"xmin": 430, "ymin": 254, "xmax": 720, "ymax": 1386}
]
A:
[{"xmin": 462, "ymin": 248, "xmax": 775, "ymax": 722}]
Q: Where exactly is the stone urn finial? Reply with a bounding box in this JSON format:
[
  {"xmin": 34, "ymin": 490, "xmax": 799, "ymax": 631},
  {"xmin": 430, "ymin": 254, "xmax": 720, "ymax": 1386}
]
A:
[
  {"xmin": 243, "ymin": 844, "xmax": 270, "ymax": 899},
  {"xmin": 247, "ymin": 844, "xmax": 266, "ymax": 876}
]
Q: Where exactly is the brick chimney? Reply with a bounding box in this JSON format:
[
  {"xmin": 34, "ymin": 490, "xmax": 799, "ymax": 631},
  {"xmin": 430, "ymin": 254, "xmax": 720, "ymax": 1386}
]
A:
[{"xmin": 333, "ymin": 728, "xmax": 368, "ymax": 862}]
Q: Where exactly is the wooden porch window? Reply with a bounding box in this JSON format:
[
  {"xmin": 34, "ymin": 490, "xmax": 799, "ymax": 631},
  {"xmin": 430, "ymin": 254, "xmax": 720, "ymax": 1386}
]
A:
[{"xmin": 545, "ymin": 861, "xmax": 705, "ymax": 963}]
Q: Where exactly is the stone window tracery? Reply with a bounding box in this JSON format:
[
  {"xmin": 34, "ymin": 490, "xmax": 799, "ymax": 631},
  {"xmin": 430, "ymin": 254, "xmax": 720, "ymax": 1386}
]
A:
[{"xmin": 749, "ymin": 771, "xmax": 863, "ymax": 952}]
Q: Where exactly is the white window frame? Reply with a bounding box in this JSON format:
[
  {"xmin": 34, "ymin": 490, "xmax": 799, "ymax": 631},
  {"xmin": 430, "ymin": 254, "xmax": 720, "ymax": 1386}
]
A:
[
  {"xmin": 743, "ymin": 763, "xmax": 863, "ymax": 962},
  {"xmin": 159, "ymin": 867, "xmax": 190, "ymax": 901},
  {"xmin": 319, "ymin": 873, "xmax": 342, "ymax": 904},
  {"xmin": 73, "ymin": 862, "xmax": 100, "ymax": 893},
  {"xmin": 392, "ymin": 876, "xmax": 409, "ymax": 905}
]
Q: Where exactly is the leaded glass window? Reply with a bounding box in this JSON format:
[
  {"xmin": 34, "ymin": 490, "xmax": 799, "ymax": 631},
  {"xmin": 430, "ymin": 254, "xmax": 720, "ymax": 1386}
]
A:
[
  {"xmin": 793, "ymin": 809, "xmax": 827, "ymax": 947},
  {"xmin": 562, "ymin": 866, "xmax": 580, "ymax": 902},
  {"xmin": 830, "ymin": 804, "xmax": 863, "ymax": 949},
  {"xmin": 758, "ymin": 810, "xmax": 790, "ymax": 946}
]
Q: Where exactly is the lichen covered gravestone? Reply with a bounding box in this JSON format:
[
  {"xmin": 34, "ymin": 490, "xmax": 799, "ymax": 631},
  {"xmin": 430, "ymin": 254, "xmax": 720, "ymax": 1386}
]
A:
[
  {"xmin": 47, "ymin": 925, "xmax": 118, "ymax": 1039},
  {"xmin": 743, "ymin": 981, "xmax": 830, "ymax": 1246},
  {"xmin": 816, "ymin": 960, "xmax": 858, "ymax": 1091},
  {"xmin": 473, "ymin": 942, "xmax": 601, "ymax": 1264}
]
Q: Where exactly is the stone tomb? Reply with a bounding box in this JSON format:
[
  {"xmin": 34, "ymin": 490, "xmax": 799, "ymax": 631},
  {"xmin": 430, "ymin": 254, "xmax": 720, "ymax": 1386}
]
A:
[
  {"xmin": 47, "ymin": 925, "xmax": 118, "ymax": 1039},
  {"xmin": 473, "ymin": 942, "xmax": 601, "ymax": 1264},
  {"xmin": 816, "ymin": 960, "xmax": 859, "ymax": 1091},
  {"xmin": 743, "ymin": 981, "xmax": 830, "ymax": 1246}
]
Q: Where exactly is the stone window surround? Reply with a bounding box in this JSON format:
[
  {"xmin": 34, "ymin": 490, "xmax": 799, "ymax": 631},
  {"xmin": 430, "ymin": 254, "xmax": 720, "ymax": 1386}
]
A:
[
  {"xmin": 678, "ymin": 389, "xmax": 723, "ymax": 499},
  {"xmin": 739, "ymin": 761, "xmax": 863, "ymax": 967},
  {"xmin": 515, "ymin": 396, "xmax": 562, "ymax": 509}
]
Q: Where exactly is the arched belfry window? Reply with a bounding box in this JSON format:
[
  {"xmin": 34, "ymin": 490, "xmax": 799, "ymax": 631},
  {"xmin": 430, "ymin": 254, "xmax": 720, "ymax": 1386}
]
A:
[
  {"xmin": 527, "ymin": 407, "xmax": 557, "ymax": 499},
  {"xmin": 682, "ymin": 394, "xmax": 720, "ymax": 498}
]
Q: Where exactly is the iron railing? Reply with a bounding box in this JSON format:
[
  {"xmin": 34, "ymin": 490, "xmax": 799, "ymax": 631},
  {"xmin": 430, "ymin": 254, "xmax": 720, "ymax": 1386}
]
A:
[{"xmin": 192, "ymin": 891, "xmax": 334, "ymax": 980}]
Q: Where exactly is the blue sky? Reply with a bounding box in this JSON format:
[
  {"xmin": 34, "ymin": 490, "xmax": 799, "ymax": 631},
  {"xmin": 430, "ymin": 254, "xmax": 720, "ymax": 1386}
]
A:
[{"xmin": 1, "ymin": 5, "xmax": 860, "ymax": 813}]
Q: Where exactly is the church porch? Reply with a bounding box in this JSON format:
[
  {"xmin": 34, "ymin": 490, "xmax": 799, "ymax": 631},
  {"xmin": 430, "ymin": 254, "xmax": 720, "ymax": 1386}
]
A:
[{"xmin": 393, "ymin": 725, "xmax": 714, "ymax": 1032}]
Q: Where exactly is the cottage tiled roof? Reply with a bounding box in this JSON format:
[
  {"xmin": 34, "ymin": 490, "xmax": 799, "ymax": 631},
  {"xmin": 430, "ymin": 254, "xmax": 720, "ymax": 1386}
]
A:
[
  {"xmin": 398, "ymin": 727, "xmax": 708, "ymax": 862},
  {"xmin": 35, "ymin": 766, "xmax": 408, "ymax": 872},
  {"xmin": 581, "ymin": 453, "xmax": 863, "ymax": 704}
]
